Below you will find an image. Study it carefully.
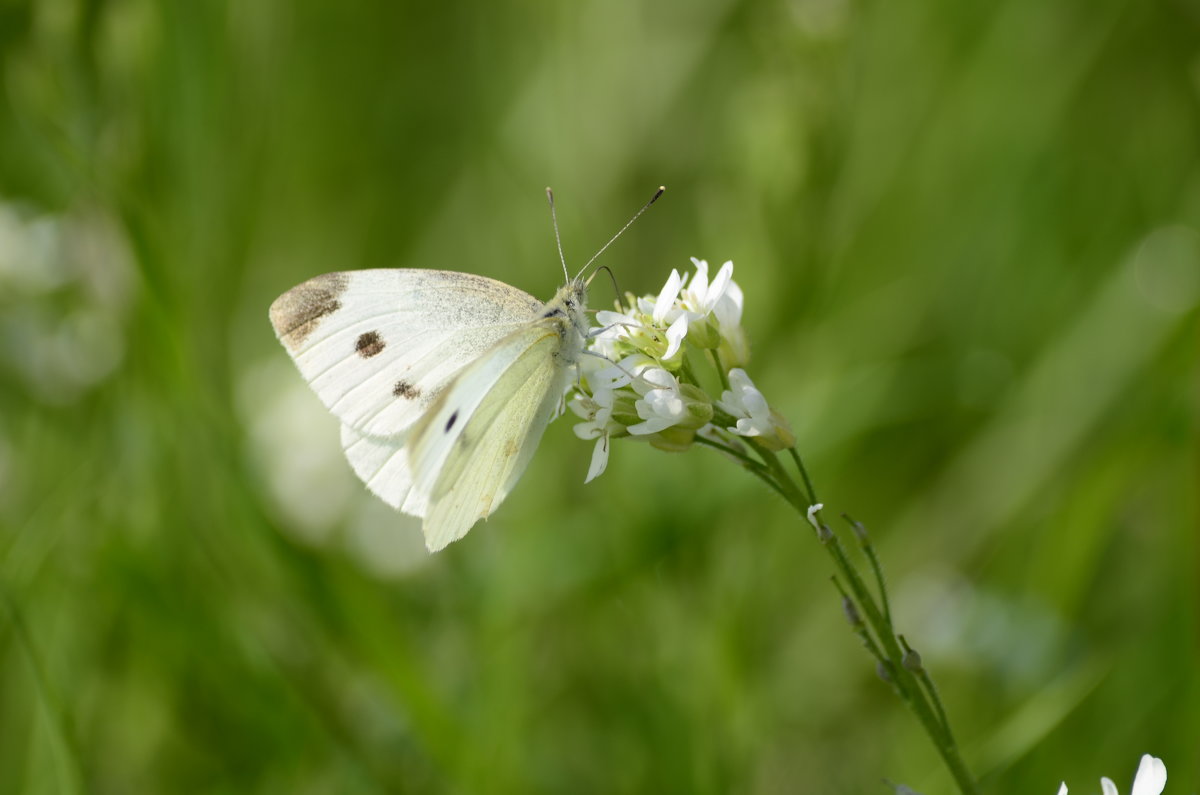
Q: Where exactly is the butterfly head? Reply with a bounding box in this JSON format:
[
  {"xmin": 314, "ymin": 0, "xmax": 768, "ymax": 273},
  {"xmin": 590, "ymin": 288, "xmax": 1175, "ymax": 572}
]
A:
[{"xmin": 556, "ymin": 277, "xmax": 589, "ymax": 334}]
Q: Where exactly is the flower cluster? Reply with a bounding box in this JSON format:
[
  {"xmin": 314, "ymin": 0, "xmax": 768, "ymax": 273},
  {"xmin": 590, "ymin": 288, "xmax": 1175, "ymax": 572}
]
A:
[{"xmin": 569, "ymin": 258, "xmax": 794, "ymax": 482}]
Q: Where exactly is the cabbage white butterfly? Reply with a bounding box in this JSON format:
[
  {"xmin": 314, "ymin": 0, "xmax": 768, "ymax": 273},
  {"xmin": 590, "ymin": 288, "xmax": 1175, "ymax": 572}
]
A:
[{"xmin": 268, "ymin": 188, "xmax": 662, "ymax": 551}]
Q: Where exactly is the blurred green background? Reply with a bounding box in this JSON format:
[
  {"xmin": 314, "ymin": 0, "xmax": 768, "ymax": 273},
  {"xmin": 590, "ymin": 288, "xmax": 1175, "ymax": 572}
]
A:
[{"xmin": 1, "ymin": 0, "xmax": 1197, "ymax": 792}]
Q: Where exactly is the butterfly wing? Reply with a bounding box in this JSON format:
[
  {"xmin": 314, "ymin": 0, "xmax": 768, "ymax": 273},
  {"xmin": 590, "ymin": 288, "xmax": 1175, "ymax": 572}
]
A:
[
  {"xmin": 339, "ymin": 424, "xmax": 419, "ymax": 512},
  {"xmin": 415, "ymin": 326, "xmax": 570, "ymax": 550},
  {"xmin": 342, "ymin": 320, "xmax": 571, "ymax": 550},
  {"xmin": 269, "ymin": 269, "xmax": 543, "ymax": 438}
]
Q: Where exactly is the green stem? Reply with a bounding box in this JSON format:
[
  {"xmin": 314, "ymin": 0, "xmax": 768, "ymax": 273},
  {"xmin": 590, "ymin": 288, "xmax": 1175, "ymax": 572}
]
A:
[
  {"xmin": 749, "ymin": 447, "xmax": 979, "ymax": 795},
  {"xmin": 709, "ymin": 349, "xmax": 731, "ymax": 392},
  {"xmin": 901, "ymin": 635, "xmax": 954, "ymax": 739},
  {"xmin": 844, "ymin": 514, "xmax": 893, "ymax": 626},
  {"xmin": 786, "ymin": 446, "xmax": 819, "ymax": 507},
  {"xmin": 693, "ymin": 435, "xmax": 788, "ymax": 501}
]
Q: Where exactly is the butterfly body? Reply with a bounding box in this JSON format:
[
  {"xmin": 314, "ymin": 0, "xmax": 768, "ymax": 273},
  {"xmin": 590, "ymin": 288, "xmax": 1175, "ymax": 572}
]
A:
[{"xmin": 269, "ymin": 269, "xmax": 589, "ymax": 551}]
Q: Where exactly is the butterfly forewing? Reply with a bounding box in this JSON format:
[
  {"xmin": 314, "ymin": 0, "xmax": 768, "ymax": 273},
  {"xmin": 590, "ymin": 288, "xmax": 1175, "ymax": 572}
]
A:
[
  {"xmin": 269, "ymin": 269, "xmax": 543, "ymax": 437},
  {"xmin": 339, "ymin": 425, "xmax": 421, "ymax": 513}
]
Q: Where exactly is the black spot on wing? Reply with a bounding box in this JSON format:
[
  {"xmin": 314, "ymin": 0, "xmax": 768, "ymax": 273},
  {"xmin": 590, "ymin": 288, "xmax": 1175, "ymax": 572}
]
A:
[
  {"xmin": 393, "ymin": 380, "xmax": 421, "ymax": 399},
  {"xmin": 269, "ymin": 272, "xmax": 350, "ymax": 350},
  {"xmin": 445, "ymin": 410, "xmax": 459, "ymax": 432},
  {"xmin": 355, "ymin": 330, "xmax": 385, "ymax": 358}
]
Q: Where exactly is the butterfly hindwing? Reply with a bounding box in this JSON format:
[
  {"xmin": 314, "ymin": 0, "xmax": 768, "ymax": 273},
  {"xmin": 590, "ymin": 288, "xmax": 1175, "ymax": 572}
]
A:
[
  {"xmin": 407, "ymin": 323, "xmax": 568, "ymax": 550},
  {"xmin": 269, "ymin": 269, "xmax": 543, "ymax": 437}
]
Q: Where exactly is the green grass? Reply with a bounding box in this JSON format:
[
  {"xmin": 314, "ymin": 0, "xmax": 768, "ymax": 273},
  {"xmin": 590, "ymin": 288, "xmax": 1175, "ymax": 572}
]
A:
[{"xmin": 1, "ymin": 0, "xmax": 1197, "ymax": 792}]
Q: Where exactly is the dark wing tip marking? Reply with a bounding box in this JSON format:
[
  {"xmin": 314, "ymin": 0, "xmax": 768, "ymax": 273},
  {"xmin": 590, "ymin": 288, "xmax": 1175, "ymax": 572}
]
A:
[
  {"xmin": 445, "ymin": 410, "xmax": 459, "ymax": 433},
  {"xmin": 393, "ymin": 380, "xmax": 421, "ymax": 399},
  {"xmin": 269, "ymin": 272, "xmax": 351, "ymax": 350},
  {"xmin": 355, "ymin": 330, "xmax": 386, "ymax": 358}
]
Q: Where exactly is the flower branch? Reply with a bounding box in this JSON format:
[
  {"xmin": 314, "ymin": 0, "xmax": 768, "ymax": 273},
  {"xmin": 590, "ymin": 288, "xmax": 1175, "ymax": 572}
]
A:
[{"xmin": 569, "ymin": 257, "xmax": 980, "ymax": 794}]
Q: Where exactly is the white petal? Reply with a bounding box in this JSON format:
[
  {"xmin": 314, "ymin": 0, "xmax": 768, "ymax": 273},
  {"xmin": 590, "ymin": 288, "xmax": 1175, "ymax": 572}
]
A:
[
  {"xmin": 707, "ymin": 260, "xmax": 733, "ymax": 308},
  {"xmin": 663, "ymin": 315, "xmax": 689, "ymax": 359},
  {"xmin": 689, "ymin": 263, "xmax": 710, "ymax": 303},
  {"xmin": 653, "ymin": 270, "xmax": 682, "ymax": 323},
  {"xmin": 574, "ymin": 422, "xmax": 601, "ymax": 440},
  {"xmin": 731, "ymin": 418, "xmax": 765, "ymax": 437},
  {"xmin": 595, "ymin": 354, "xmax": 651, "ymax": 390},
  {"xmin": 1131, "ymin": 755, "xmax": 1167, "ymax": 795},
  {"xmin": 1101, "ymin": 777, "xmax": 1119, "ymax": 795},
  {"xmin": 1056, "ymin": 784, "xmax": 1067, "ymax": 795},
  {"xmin": 628, "ymin": 414, "xmax": 675, "ymax": 435},
  {"xmin": 567, "ymin": 396, "xmax": 590, "ymax": 419},
  {"xmin": 595, "ymin": 310, "xmax": 634, "ymax": 334},
  {"xmin": 743, "ymin": 387, "xmax": 769, "ymax": 416},
  {"xmin": 639, "ymin": 366, "xmax": 677, "ymax": 391},
  {"xmin": 584, "ymin": 435, "xmax": 609, "ymax": 482},
  {"xmin": 715, "ymin": 279, "xmax": 743, "ymax": 328}
]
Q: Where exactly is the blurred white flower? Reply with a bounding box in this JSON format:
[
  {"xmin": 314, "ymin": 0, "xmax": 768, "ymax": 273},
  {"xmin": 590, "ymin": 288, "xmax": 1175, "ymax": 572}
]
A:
[
  {"xmin": 1058, "ymin": 754, "xmax": 1167, "ymax": 795},
  {"xmin": 0, "ymin": 201, "xmax": 133, "ymax": 403}
]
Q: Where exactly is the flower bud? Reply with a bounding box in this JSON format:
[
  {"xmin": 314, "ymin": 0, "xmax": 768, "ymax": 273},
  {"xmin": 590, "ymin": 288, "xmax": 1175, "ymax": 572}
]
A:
[
  {"xmin": 718, "ymin": 324, "xmax": 750, "ymax": 368},
  {"xmin": 686, "ymin": 316, "xmax": 720, "ymax": 349}
]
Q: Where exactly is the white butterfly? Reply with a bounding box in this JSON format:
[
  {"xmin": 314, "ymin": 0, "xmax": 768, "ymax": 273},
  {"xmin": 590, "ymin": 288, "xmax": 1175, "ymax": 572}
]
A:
[{"xmin": 268, "ymin": 189, "xmax": 661, "ymax": 551}]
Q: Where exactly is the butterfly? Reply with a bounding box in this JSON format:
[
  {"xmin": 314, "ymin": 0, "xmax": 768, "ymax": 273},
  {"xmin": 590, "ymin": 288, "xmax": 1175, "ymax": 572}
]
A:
[{"xmin": 268, "ymin": 188, "xmax": 662, "ymax": 551}]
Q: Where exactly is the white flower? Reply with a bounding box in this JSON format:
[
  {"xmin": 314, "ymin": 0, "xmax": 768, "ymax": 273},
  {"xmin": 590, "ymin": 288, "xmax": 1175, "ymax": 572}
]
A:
[
  {"xmin": 648, "ymin": 258, "xmax": 738, "ymax": 353},
  {"xmin": 713, "ymin": 274, "xmax": 749, "ymax": 366},
  {"xmin": 1058, "ymin": 754, "xmax": 1167, "ymax": 795},
  {"xmin": 678, "ymin": 257, "xmax": 734, "ymax": 319},
  {"xmin": 716, "ymin": 369, "xmax": 794, "ymax": 449},
  {"xmin": 570, "ymin": 388, "xmax": 616, "ymax": 482},
  {"xmin": 644, "ymin": 269, "xmax": 689, "ymax": 359},
  {"xmin": 570, "ymin": 257, "xmax": 752, "ymax": 467},
  {"xmin": 718, "ymin": 368, "xmax": 774, "ymax": 437},
  {"xmin": 629, "ymin": 368, "xmax": 689, "ymax": 435}
]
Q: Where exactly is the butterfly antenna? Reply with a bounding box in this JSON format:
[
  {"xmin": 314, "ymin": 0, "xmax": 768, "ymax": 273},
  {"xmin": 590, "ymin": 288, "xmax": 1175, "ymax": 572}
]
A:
[
  {"xmin": 575, "ymin": 186, "xmax": 665, "ymax": 282},
  {"xmin": 546, "ymin": 187, "xmax": 571, "ymax": 283}
]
